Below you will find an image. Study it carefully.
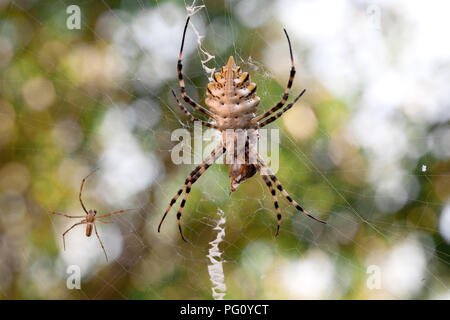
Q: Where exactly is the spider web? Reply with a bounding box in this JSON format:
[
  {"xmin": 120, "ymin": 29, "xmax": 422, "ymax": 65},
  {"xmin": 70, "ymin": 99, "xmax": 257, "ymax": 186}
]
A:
[{"xmin": 0, "ymin": 0, "xmax": 449, "ymax": 300}]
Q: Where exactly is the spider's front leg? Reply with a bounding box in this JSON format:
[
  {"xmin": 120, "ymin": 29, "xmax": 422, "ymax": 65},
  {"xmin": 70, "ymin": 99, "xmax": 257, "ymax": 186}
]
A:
[
  {"xmin": 251, "ymin": 28, "xmax": 297, "ymax": 125},
  {"xmin": 177, "ymin": 17, "xmax": 215, "ymax": 120},
  {"xmin": 171, "ymin": 89, "xmax": 218, "ymax": 129},
  {"xmin": 96, "ymin": 208, "xmax": 138, "ymax": 219},
  {"xmin": 48, "ymin": 211, "xmax": 85, "ymax": 219},
  {"xmin": 252, "ymin": 89, "xmax": 306, "ymax": 129},
  {"xmin": 79, "ymin": 169, "xmax": 99, "ymax": 215}
]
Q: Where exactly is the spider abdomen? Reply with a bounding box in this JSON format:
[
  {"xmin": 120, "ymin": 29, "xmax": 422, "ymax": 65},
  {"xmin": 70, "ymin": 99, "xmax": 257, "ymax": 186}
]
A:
[
  {"xmin": 86, "ymin": 223, "xmax": 92, "ymax": 237},
  {"xmin": 205, "ymin": 56, "xmax": 260, "ymax": 130},
  {"xmin": 215, "ymin": 112, "xmax": 255, "ymax": 129}
]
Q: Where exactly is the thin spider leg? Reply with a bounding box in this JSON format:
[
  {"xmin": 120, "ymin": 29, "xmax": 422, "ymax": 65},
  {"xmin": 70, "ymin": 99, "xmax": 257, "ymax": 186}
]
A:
[
  {"xmin": 157, "ymin": 164, "xmax": 203, "ymax": 233},
  {"xmin": 250, "ymin": 28, "xmax": 296, "ymax": 125},
  {"xmin": 48, "ymin": 211, "xmax": 85, "ymax": 219},
  {"xmin": 62, "ymin": 221, "xmax": 86, "ymax": 250},
  {"xmin": 93, "ymin": 223, "xmax": 108, "ymax": 262},
  {"xmin": 171, "ymin": 89, "xmax": 218, "ymax": 129},
  {"xmin": 245, "ymin": 137, "xmax": 281, "ymax": 235},
  {"xmin": 96, "ymin": 220, "xmax": 113, "ymax": 224},
  {"xmin": 257, "ymin": 166, "xmax": 282, "ymax": 236},
  {"xmin": 252, "ymin": 89, "xmax": 306, "ymax": 129},
  {"xmin": 97, "ymin": 208, "xmax": 138, "ymax": 219},
  {"xmin": 158, "ymin": 143, "xmax": 225, "ymax": 233},
  {"xmin": 257, "ymin": 155, "xmax": 326, "ymax": 224},
  {"xmin": 79, "ymin": 169, "xmax": 98, "ymax": 215},
  {"xmin": 175, "ymin": 145, "xmax": 225, "ymax": 242},
  {"xmin": 177, "ymin": 17, "xmax": 215, "ymax": 119},
  {"xmin": 176, "ymin": 172, "xmax": 204, "ymax": 242}
]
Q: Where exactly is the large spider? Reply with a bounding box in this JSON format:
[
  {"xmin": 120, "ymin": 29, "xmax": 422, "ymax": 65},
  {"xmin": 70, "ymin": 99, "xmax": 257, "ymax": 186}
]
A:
[
  {"xmin": 49, "ymin": 170, "xmax": 135, "ymax": 261},
  {"xmin": 158, "ymin": 17, "xmax": 326, "ymax": 241}
]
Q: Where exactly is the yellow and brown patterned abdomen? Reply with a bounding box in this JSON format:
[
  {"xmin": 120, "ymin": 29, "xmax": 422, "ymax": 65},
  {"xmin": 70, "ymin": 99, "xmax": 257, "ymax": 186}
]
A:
[{"xmin": 205, "ymin": 56, "xmax": 260, "ymax": 129}]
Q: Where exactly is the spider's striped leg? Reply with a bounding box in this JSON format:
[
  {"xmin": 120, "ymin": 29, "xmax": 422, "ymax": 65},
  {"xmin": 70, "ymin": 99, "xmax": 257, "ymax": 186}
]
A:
[
  {"xmin": 246, "ymin": 138, "xmax": 282, "ymax": 236},
  {"xmin": 93, "ymin": 223, "xmax": 108, "ymax": 262},
  {"xmin": 252, "ymin": 89, "xmax": 306, "ymax": 129},
  {"xmin": 175, "ymin": 145, "xmax": 226, "ymax": 242},
  {"xmin": 79, "ymin": 169, "xmax": 98, "ymax": 215},
  {"xmin": 158, "ymin": 143, "xmax": 225, "ymax": 234},
  {"xmin": 256, "ymin": 165, "xmax": 282, "ymax": 236},
  {"xmin": 48, "ymin": 211, "xmax": 85, "ymax": 219},
  {"xmin": 257, "ymin": 155, "xmax": 326, "ymax": 224},
  {"xmin": 62, "ymin": 221, "xmax": 86, "ymax": 250},
  {"xmin": 171, "ymin": 89, "xmax": 218, "ymax": 129},
  {"xmin": 177, "ymin": 17, "xmax": 215, "ymax": 119},
  {"xmin": 250, "ymin": 28, "xmax": 296, "ymax": 125},
  {"xmin": 157, "ymin": 165, "xmax": 202, "ymax": 233}
]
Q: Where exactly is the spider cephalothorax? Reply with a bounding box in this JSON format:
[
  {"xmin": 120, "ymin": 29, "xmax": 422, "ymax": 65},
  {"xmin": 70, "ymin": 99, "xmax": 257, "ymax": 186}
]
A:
[{"xmin": 159, "ymin": 17, "xmax": 326, "ymax": 242}]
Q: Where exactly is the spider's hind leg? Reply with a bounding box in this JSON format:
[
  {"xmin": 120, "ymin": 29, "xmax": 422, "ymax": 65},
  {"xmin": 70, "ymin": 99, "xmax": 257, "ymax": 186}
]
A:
[
  {"xmin": 93, "ymin": 223, "xmax": 108, "ymax": 262},
  {"xmin": 62, "ymin": 221, "xmax": 86, "ymax": 250},
  {"xmin": 175, "ymin": 145, "xmax": 226, "ymax": 242},
  {"xmin": 176, "ymin": 169, "xmax": 206, "ymax": 242},
  {"xmin": 257, "ymin": 167, "xmax": 282, "ymax": 236},
  {"xmin": 257, "ymin": 155, "xmax": 326, "ymax": 224},
  {"xmin": 157, "ymin": 166, "xmax": 202, "ymax": 233},
  {"xmin": 158, "ymin": 144, "xmax": 226, "ymax": 241}
]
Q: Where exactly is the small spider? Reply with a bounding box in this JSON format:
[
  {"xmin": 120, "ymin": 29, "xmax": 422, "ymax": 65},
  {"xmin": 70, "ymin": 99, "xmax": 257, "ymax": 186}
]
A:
[
  {"xmin": 49, "ymin": 170, "xmax": 135, "ymax": 261},
  {"xmin": 158, "ymin": 18, "xmax": 326, "ymax": 241}
]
